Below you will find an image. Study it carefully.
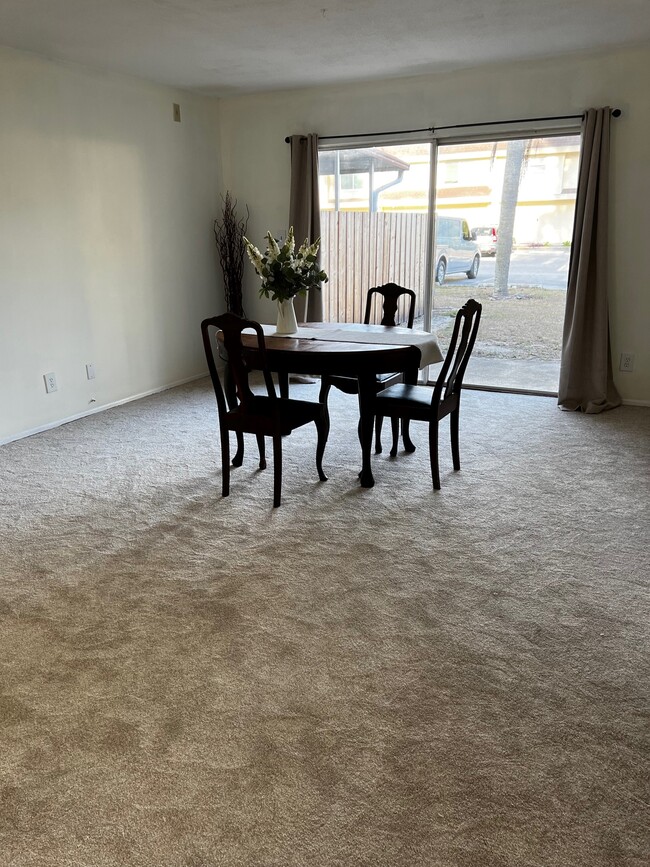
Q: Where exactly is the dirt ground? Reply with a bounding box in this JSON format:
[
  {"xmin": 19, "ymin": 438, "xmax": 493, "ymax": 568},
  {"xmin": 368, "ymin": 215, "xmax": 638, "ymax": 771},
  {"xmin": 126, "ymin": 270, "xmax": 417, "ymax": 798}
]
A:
[{"xmin": 432, "ymin": 283, "xmax": 566, "ymax": 361}]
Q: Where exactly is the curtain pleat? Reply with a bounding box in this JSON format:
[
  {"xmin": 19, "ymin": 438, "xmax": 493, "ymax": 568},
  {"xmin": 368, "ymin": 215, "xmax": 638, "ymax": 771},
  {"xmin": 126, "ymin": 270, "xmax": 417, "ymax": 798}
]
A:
[
  {"xmin": 558, "ymin": 108, "xmax": 621, "ymax": 413},
  {"xmin": 288, "ymin": 134, "xmax": 323, "ymax": 323}
]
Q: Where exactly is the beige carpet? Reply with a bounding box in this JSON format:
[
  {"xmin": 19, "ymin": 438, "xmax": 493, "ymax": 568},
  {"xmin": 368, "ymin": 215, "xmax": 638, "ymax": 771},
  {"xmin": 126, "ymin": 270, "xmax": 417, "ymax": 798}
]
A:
[{"xmin": 1, "ymin": 378, "xmax": 648, "ymax": 866}]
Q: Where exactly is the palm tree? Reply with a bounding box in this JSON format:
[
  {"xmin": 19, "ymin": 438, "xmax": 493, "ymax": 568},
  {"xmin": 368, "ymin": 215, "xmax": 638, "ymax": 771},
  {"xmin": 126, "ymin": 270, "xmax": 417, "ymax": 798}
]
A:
[{"xmin": 494, "ymin": 139, "xmax": 528, "ymax": 298}]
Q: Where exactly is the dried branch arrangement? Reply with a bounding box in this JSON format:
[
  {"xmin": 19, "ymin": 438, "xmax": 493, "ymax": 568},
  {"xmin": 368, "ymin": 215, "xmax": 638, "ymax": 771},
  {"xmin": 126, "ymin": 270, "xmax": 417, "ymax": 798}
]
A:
[{"xmin": 213, "ymin": 192, "xmax": 249, "ymax": 317}]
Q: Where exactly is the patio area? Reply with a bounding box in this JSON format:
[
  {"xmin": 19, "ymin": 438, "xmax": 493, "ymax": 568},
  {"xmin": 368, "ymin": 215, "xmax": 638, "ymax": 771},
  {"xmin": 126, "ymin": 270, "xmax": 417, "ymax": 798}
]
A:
[{"xmin": 463, "ymin": 356, "xmax": 560, "ymax": 394}]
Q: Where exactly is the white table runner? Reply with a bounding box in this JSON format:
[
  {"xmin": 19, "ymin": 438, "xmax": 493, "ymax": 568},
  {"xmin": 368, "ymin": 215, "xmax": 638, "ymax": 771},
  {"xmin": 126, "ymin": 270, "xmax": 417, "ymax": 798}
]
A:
[{"xmin": 261, "ymin": 324, "xmax": 443, "ymax": 368}]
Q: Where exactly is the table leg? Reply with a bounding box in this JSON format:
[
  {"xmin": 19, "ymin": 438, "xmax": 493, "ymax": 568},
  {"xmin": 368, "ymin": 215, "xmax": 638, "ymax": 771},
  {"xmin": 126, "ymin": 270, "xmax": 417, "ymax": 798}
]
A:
[
  {"xmin": 357, "ymin": 371, "xmax": 375, "ymax": 488},
  {"xmin": 402, "ymin": 364, "xmax": 418, "ymax": 453}
]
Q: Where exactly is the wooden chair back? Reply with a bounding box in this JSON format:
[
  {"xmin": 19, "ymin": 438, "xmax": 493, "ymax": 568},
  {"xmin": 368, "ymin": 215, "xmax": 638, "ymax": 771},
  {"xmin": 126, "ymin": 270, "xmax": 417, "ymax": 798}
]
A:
[
  {"xmin": 202, "ymin": 312, "xmax": 276, "ymax": 413},
  {"xmin": 432, "ymin": 299, "xmax": 482, "ymax": 407},
  {"xmin": 364, "ymin": 283, "xmax": 416, "ymax": 328}
]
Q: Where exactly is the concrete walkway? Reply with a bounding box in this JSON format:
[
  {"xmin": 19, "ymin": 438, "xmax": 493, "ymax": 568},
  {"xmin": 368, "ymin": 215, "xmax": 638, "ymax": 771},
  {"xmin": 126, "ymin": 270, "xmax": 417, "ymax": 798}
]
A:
[
  {"xmin": 464, "ymin": 356, "xmax": 559, "ymax": 393},
  {"xmin": 425, "ymin": 354, "xmax": 560, "ymax": 393}
]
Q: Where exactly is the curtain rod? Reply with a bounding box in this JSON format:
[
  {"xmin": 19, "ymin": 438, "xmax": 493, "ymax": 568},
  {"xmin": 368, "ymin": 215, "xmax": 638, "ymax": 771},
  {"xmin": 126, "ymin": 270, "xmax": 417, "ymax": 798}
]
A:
[{"xmin": 284, "ymin": 109, "xmax": 621, "ymax": 143}]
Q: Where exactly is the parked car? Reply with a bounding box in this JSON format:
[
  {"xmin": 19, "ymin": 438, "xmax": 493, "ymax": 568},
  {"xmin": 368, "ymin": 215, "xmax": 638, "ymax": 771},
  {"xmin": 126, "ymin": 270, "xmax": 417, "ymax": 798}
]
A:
[
  {"xmin": 472, "ymin": 225, "xmax": 498, "ymax": 257},
  {"xmin": 435, "ymin": 216, "xmax": 481, "ymax": 284}
]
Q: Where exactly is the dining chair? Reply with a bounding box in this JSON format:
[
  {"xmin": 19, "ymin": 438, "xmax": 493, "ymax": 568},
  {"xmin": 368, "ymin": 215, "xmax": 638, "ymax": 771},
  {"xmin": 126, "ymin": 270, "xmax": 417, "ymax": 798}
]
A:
[
  {"xmin": 374, "ymin": 298, "xmax": 482, "ymax": 489},
  {"xmin": 201, "ymin": 312, "xmax": 328, "ymax": 507},
  {"xmin": 318, "ymin": 282, "xmax": 417, "ymax": 454}
]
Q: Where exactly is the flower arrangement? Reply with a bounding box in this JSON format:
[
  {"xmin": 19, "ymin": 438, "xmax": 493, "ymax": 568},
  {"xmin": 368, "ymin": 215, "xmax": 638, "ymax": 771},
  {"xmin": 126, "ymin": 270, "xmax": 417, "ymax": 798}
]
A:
[{"xmin": 243, "ymin": 227, "xmax": 328, "ymax": 303}]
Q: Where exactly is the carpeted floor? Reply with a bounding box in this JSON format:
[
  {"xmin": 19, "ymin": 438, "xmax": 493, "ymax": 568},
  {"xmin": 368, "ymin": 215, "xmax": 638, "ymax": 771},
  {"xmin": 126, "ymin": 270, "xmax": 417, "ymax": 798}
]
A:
[{"xmin": 1, "ymin": 378, "xmax": 648, "ymax": 866}]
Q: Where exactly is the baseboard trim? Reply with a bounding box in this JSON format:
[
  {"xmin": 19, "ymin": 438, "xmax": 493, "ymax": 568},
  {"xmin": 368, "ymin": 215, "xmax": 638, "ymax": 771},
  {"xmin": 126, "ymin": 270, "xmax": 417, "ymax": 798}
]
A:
[
  {"xmin": 1, "ymin": 373, "xmax": 209, "ymax": 446},
  {"xmin": 463, "ymin": 385, "xmax": 649, "ymax": 407},
  {"xmin": 3, "ymin": 373, "xmax": 646, "ymax": 446},
  {"xmin": 463, "ymin": 384, "xmax": 558, "ymax": 398}
]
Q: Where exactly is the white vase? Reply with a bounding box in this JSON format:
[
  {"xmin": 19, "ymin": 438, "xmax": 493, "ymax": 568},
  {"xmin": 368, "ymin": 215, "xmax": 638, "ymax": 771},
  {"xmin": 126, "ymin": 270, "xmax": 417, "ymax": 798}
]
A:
[{"xmin": 275, "ymin": 298, "xmax": 298, "ymax": 335}]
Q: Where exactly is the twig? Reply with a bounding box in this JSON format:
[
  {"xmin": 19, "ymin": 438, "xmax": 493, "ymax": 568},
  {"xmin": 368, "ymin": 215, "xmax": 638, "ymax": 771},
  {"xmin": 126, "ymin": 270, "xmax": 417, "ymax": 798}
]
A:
[{"xmin": 213, "ymin": 192, "xmax": 250, "ymax": 317}]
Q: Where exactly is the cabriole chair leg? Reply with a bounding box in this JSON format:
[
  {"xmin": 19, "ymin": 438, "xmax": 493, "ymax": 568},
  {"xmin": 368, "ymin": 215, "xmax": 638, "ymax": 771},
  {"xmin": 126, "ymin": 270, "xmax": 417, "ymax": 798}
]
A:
[
  {"xmin": 256, "ymin": 433, "xmax": 267, "ymax": 470},
  {"xmin": 402, "ymin": 419, "xmax": 416, "ymax": 453},
  {"xmin": 389, "ymin": 417, "xmax": 400, "ymax": 457},
  {"xmin": 315, "ymin": 415, "xmax": 329, "ymax": 482},
  {"xmin": 375, "ymin": 414, "xmax": 384, "ymax": 454},
  {"xmin": 318, "ymin": 376, "xmax": 332, "ymax": 407},
  {"xmin": 232, "ymin": 432, "xmax": 245, "ymax": 467}
]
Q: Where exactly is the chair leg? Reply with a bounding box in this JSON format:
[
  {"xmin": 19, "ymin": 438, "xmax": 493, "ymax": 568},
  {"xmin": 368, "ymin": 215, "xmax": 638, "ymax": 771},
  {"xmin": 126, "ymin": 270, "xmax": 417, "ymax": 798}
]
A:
[
  {"xmin": 390, "ymin": 417, "xmax": 400, "ymax": 457},
  {"xmin": 272, "ymin": 433, "xmax": 283, "ymax": 507},
  {"xmin": 402, "ymin": 419, "xmax": 416, "ymax": 453},
  {"xmin": 256, "ymin": 433, "xmax": 267, "ymax": 470},
  {"xmin": 232, "ymin": 433, "xmax": 245, "ymax": 467},
  {"xmin": 315, "ymin": 412, "xmax": 329, "ymax": 482},
  {"xmin": 224, "ymin": 363, "xmax": 245, "ymax": 467},
  {"xmin": 375, "ymin": 414, "xmax": 384, "ymax": 454},
  {"xmin": 318, "ymin": 375, "xmax": 332, "ymax": 406},
  {"xmin": 318, "ymin": 377, "xmax": 331, "ymax": 452},
  {"xmin": 220, "ymin": 427, "xmax": 231, "ymax": 498},
  {"xmin": 278, "ymin": 371, "xmax": 289, "ymax": 400},
  {"xmin": 450, "ymin": 407, "xmax": 461, "ymax": 471},
  {"xmin": 429, "ymin": 419, "xmax": 441, "ymax": 490}
]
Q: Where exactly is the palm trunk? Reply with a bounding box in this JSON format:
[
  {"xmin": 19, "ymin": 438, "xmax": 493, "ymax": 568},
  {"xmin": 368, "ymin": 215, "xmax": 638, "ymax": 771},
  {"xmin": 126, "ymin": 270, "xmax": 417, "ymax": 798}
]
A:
[{"xmin": 494, "ymin": 139, "xmax": 527, "ymax": 298}]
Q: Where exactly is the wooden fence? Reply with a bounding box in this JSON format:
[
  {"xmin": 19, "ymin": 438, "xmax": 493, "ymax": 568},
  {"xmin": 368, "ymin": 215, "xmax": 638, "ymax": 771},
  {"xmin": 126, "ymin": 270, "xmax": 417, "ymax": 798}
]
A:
[{"xmin": 320, "ymin": 211, "xmax": 428, "ymax": 324}]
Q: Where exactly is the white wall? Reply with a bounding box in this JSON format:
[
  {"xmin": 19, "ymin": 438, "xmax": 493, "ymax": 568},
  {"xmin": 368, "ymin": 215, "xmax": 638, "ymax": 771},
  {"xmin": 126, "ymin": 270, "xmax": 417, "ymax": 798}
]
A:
[
  {"xmin": 0, "ymin": 47, "xmax": 222, "ymax": 442},
  {"xmin": 2, "ymin": 42, "xmax": 647, "ymax": 439},
  {"xmin": 218, "ymin": 43, "xmax": 650, "ymax": 404}
]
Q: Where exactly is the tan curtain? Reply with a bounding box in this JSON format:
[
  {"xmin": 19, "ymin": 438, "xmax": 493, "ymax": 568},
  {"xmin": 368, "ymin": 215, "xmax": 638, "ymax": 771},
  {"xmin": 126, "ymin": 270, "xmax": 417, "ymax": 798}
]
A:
[
  {"xmin": 558, "ymin": 108, "xmax": 621, "ymax": 413},
  {"xmin": 288, "ymin": 134, "xmax": 323, "ymax": 322}
]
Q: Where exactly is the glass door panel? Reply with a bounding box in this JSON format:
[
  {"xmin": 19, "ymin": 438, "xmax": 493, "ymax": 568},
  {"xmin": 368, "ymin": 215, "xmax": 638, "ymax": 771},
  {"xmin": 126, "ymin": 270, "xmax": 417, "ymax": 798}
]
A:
[
  {"xmin": 431, "ymin": 134, "xmax": 581, "ymax": 393},
  {"xmin": 318, "ymin": 143, "xmax": 432, "ymax": 329}
]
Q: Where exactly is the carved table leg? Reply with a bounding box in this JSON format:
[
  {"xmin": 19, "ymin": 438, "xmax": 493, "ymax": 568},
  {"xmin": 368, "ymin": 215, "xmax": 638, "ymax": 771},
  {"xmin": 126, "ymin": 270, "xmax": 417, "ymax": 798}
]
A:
[
  {"xmin": 402, "ymin": 364, "xmax": 418, "ymax": 453},
  {"xmin": 357, "ymin": 371, "xmax": 375, "ymax": 488}
]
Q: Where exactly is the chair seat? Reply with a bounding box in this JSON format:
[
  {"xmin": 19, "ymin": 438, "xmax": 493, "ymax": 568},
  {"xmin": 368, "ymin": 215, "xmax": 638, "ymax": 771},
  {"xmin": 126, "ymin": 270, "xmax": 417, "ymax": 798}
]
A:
[
  {"xmin": 377, "ymin": 383, "xmax": 460, "ymax": 423},
  {"xmin": 377, "ymin": 371, "xmax": 402, "ymax": 384},
  {"xmin": 227, "ymin": 395, "xmax": 321, "ymax": 435},
  {"xmin": 376, "ymin": 382, "xmax": 436, "ymax": 408}
]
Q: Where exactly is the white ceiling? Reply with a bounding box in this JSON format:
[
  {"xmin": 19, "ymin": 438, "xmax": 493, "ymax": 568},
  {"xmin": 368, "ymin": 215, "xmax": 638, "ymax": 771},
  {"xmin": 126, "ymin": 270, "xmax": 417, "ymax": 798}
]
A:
[{"xmin": 1, "ymin": 0, "xmax": 649, "ymax": 96}]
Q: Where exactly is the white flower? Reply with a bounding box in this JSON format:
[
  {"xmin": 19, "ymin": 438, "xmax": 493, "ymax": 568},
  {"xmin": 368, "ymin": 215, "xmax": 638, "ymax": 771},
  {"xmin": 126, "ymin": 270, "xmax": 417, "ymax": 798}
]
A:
[
  {"xmin": 244, "ymin": 226, "xmax": 328, "ymax": 302},
  {"xmin": 266, "ymin": 232, "xmax": 281, "ymax": 259},
  {"xmin": 242, "ymin": 237, "xmax": 264, "ymax": 273}
]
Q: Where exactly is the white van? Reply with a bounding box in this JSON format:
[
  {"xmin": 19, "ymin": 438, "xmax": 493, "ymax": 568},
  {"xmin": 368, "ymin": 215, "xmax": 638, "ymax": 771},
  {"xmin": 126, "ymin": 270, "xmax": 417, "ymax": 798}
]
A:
[{"xmin": 435, "ymin": 217, "xmax": 481, "ymax": 284}]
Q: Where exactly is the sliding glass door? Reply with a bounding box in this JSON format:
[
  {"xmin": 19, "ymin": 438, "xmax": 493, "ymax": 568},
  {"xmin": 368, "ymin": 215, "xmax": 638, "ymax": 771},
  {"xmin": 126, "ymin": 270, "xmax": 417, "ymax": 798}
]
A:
[{"xmin": 318, "ymin": 129, "xmax": 581, "ymax": 394}]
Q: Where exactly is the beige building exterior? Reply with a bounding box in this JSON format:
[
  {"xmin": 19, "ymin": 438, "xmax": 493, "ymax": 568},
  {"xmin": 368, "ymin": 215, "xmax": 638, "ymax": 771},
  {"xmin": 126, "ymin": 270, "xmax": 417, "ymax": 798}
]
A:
[{"xmin": 320, "ymin": 137, "xmax": 580, "ymax": 245}]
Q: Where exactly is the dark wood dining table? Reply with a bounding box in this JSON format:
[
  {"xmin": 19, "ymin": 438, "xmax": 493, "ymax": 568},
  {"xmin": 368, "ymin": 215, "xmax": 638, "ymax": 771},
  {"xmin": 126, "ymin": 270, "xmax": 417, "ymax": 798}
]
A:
[{"xmin": 227, "ymin": 322, "xmax": 442, "ymax": 488}]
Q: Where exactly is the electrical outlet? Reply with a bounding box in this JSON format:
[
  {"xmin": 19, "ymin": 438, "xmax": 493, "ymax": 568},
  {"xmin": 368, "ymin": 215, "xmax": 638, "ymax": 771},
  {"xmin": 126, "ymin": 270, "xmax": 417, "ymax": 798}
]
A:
[
  {"xmin": 275, "ymin": 229, "xmax": 286, "ymax": 244},
  {"xmin": 44, "ymin": 372, "xmax": 58, "ymax": 393},
  {"xmin": 173, "ymin": 103, "xmax": 181, "ymax": 123},
  {"xmin": 619, "ymin": 352, "xmax": 635, "ymax": 372},
  {"xmin": 86, "ymin": 363, "xmax": 96, "ymax": 380}
]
